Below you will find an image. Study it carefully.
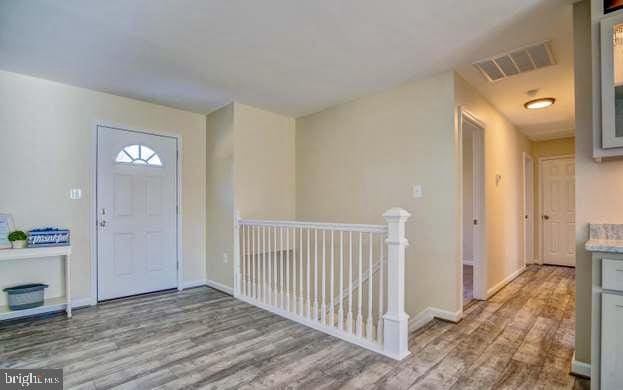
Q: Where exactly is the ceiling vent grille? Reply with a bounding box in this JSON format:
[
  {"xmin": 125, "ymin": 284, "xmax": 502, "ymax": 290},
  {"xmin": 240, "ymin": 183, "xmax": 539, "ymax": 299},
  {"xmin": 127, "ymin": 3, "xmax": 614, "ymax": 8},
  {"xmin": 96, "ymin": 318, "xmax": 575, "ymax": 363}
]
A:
[{"xmin": 473, "ymin": 41, "xmax": 556, "ymax": 83}]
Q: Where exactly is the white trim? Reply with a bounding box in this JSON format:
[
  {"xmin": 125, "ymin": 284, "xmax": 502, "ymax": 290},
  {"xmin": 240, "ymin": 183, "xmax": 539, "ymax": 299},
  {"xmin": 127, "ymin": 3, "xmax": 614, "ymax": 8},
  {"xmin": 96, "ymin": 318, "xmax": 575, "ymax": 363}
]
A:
[
  {"xmin": 537, "ymin": 154, "xmax": 575, "ymax": 265},
  {"xmin": 486, "ymin": 265, "xmax": 526, "ymax": 299},
  {"xmin": 91, "ymin": 121, "xmax": 183, "ymax": 302},
  {"xmin": 523, "ymin": 153, "xmax": 534, "ymax": 268},
  {"xmin": 408, "ymin": 307, "xmax": 463, "ymax": 332},
  {"xmin": 463, "ymin": 259, "xmax": 474, "ymax": 266},
  {"xmin": 239, "ymin": 219, "xmax": 387, "ymax": 234},
  {"xmin": 180, "ymin": 279, "xmax": 207, "ymax": 289},
  {"xmin": 571, "ymin": 352, "xmax": 591, "ymax": 378},
  {"xmin": 237, "ymin": 294, "xmax": 408, "ymax": 360},
  {"xmin": 206, "ymin": 279, "xmax": 234, "ymax": 295},
  {"xmin": 457, "ymin": 107, "xmax": 487, "ymax": 317}
]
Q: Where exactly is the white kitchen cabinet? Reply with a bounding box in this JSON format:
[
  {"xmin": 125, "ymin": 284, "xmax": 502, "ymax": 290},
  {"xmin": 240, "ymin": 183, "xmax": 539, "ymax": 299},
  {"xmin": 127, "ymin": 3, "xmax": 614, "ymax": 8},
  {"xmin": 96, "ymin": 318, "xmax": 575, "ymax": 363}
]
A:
[{"xmin": 602, "ymin": 292, "xmax": 623, "ymax": 389}]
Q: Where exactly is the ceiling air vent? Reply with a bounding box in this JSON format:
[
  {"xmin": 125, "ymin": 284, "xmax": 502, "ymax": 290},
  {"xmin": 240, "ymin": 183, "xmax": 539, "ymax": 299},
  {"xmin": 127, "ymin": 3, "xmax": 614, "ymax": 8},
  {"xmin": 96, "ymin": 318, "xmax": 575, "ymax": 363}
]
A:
[{"xmin": 473, "ymin": 41, "xmax": 556, "ymax": 83}]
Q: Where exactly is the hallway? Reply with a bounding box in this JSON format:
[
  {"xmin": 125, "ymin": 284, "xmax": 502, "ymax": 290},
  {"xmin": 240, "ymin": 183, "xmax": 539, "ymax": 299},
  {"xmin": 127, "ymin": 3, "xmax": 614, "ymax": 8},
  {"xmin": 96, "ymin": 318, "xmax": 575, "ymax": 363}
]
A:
[{"xmin": 0, "ymin": 265, "xmax": 587, "ymax": 389}]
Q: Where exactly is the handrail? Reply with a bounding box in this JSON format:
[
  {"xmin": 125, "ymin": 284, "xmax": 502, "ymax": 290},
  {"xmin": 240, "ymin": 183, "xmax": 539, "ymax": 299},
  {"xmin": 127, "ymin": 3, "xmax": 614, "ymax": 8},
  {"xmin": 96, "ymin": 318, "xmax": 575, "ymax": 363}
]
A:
[{"xmin": 239, "ymin": 218, "xmax": 387, "ymax": 234}]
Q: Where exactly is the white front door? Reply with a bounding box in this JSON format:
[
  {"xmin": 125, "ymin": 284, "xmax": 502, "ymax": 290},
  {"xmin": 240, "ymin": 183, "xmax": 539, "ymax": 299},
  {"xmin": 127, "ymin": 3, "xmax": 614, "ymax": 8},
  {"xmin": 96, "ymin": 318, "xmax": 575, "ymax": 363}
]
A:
[
  {"xmin": 97, "ymin": 126, "xmax": 178, "ymax": 301},
  {"xmin": 541, "ymin": 157, "xmax": 575, "ymax": 267}
]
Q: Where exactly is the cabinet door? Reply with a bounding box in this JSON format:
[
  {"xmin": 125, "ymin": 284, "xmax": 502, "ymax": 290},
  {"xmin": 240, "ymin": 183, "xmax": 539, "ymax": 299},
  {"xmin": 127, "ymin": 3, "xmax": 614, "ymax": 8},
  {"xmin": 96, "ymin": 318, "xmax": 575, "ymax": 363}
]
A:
[
  {"xmin": 602, "ymin": 293, "xmax": 623, "ymax": 389},
  {"xmin": 601, "ymin": 14, "xmax": 623, "ymax": 148}
]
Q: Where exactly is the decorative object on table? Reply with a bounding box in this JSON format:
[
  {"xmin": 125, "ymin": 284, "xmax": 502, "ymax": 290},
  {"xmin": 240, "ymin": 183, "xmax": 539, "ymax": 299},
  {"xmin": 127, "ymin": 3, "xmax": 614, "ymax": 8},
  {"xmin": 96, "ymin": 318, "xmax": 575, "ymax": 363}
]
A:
[
  {"xmin": 0, "ymin": 214, "xmax": 15, "ymax": 249},
  {"xmin": 27, "ymin": 228, "xmax": 70, "ymax": 247},
  {"xmin": 8, "ymin": 230, "xmax": 27, "ymax": 249},
  {"xmin": 3, "ymin": 283, "xmax": 48, "ymax": 310}
]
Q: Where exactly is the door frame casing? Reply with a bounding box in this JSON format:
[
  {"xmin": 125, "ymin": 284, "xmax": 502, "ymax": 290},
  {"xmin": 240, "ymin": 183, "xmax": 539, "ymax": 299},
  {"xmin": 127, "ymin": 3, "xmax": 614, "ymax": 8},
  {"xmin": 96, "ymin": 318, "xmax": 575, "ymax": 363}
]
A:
[
  {"xmin": 457, "ymin": 107, "xmax": 487, "ymax": 312},
  {"xmin": 91, "ymin": 121, "xmax": 183, "ymax": 304},
  {"xmin": 522, "ymin": 152, "xmax": 534, "ymax": 266},
  {"xmin": 537, "ymin": 154, "xmax": 575, "ymax": 265}
]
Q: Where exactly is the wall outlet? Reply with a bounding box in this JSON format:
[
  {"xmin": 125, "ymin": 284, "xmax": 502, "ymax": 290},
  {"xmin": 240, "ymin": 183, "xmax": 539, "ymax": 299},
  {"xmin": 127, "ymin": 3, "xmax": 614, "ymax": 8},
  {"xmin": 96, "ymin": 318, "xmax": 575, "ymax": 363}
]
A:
[
  {"xmin": 412, "ymin": 184, "xmax": 423, "ymax": 198},
  {"xmin": 223, "ymin": 253, "xmax": 229, "ymax": 263}
]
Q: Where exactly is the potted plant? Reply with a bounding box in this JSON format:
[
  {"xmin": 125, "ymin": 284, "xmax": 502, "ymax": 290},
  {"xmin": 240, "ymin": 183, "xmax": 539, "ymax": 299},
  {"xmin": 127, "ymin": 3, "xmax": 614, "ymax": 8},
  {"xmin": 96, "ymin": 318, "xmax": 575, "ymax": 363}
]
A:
[{"xmin": 8, "ymin": 231, "xmax": 27, "ymax": 249}]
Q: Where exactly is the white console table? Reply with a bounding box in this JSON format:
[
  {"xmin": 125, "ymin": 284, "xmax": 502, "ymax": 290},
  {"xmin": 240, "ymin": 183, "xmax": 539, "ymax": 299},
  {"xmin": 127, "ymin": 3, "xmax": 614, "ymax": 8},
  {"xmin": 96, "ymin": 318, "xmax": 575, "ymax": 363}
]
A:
[{"xmin": 0, "ymin": 246, "xmax": 71, "ymax": 320}]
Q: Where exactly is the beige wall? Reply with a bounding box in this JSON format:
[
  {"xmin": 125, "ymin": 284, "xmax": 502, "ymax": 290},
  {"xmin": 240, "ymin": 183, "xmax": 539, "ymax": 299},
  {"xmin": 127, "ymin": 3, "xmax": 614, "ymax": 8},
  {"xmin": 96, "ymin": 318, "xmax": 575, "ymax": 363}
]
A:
[
  {"xmin": 205, "ymin": 104, "xmax": 235, "ymax": 288},
  {"xmin": 295, "ymin": 70, "xmax": 533, "ymax": 319},
  {"xmin": 530, "ymin": 137, "xmax": 575, "ymax": 263},
  {"xmin": 205, "ymin": 102, "xmax": 296, "ymax": 289},
  {"xmin": 454, "ymin": 74, "xmax": 532, "ymax": 296},
  {"xmin": 296, "ymin": 71, "xmax": 460, "ymax": 317},
  {"xmin": 234, "ymin": 103, "xmax": 296, "ymax": 220},
  {"xmin": 0, "ymin": 70, "xmax": 207, "ymax": 305}
]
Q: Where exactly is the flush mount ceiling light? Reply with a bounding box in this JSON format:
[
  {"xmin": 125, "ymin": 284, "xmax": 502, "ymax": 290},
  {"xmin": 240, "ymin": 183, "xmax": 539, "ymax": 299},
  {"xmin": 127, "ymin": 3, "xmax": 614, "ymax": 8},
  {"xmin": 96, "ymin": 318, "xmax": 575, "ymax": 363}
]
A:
[{"xmin": 524, "ymin": 97, "xmax": 555, "ymax": 110}]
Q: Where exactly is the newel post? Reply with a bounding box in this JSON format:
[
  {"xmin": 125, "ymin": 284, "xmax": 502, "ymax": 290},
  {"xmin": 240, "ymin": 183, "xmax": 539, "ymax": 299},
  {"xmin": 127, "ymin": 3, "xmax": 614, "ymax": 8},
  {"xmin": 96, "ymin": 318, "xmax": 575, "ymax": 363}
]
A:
[
  {"xmin": 382, "ymin": 207, "xmax": 411, "ymax": 360},
  {"xmin": 233, "ymin": 210, "xmax": 241, "ymax": 297}
]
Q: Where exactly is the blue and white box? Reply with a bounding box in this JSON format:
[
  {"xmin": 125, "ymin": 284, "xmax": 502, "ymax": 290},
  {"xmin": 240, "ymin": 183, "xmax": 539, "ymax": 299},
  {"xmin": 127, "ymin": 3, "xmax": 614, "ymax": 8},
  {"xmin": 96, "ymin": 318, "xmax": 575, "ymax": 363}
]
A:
[{"xmin": 28, "ymin": 228, "xmax": 70, "ymax": 247}]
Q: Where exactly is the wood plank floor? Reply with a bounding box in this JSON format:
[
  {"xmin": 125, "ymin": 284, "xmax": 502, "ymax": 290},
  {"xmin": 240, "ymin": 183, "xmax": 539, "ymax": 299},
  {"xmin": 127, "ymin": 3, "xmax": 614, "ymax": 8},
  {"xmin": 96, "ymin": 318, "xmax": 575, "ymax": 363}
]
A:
[{"xmin": 0, "ymin": 265, "xmax": 589, "ymax": 389}]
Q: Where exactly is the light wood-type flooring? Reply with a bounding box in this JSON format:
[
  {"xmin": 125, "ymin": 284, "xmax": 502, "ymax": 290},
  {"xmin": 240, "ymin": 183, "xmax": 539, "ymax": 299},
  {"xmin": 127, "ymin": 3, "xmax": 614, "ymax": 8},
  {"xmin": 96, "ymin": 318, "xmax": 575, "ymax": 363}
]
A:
[{"xmin": 0, "ymin": 265, "xmax": 589, "ymax": 389}]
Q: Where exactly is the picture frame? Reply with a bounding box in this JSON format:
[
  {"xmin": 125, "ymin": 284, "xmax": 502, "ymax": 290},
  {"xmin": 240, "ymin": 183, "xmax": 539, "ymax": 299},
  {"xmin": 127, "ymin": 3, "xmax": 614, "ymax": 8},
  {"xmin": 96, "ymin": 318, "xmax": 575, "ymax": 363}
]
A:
[{"xmin": 0, "ymin": 213, "xmax": 16, "ymax": 249}]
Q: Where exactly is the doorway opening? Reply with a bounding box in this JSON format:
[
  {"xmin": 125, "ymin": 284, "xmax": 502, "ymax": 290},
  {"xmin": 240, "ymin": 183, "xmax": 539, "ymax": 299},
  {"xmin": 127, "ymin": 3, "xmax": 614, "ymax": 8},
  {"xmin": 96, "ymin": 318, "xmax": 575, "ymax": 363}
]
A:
[{"xmin": 460, "ymin": 110, "xmax": 486, "ymax": 308}]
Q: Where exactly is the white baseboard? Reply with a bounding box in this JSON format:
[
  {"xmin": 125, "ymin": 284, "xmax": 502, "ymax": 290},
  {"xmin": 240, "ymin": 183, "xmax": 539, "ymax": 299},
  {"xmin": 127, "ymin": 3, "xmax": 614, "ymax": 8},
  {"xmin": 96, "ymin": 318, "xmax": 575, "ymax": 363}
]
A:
[
  {"xmin": 72, "ymin": 297, "xmax": 96, "ymax": 308},
  {"xmin": 206, "ymin": 279, "xmax": 234, "ymax": 295},
  {"xmin": 486, "ymin": 266, "xmax": 526, "ymax": 299},
  {"xmin": 571, "ymin": 352, "xmax": 591, "ymax": 378},
  {"xmin": 463, "ymin": 259, "xmax": 474, "ymax": 266},
  {"xmin": 409, "ymin": 307, "xmax": 463, "ymax": 332},
  {"xmin": 180, "ymin": 279, "xmax": 207, "ymax": 289}
]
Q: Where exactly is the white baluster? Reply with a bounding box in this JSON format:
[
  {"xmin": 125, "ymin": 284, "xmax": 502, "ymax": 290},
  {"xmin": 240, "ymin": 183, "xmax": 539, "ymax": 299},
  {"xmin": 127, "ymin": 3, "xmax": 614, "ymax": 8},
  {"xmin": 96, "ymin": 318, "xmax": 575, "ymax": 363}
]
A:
[
  {"xmin": 262, "ymin": 226, "xmax": 266, "ymax": 303},
  {"xmin": 273, "ymin": 226, "xmax": 278, "ymax": 305},
  {"xmin": 330, "ymin": 230, "xmax": 335, "ymax": 327},
  {"xmin": 377, "ymin": 234, "xmax": 384, "ymax": 343},
  {"xmin": 246, "ymin": 225, "xmax": 251, "ymax": 297},
  {"xmin": 252, "ymin": 226, "xmax": 256, "ymax": 299},
  {"xmin": 299, "ymin": 227, "xmax": 304, "ymax": 316},
  {"xmin": 313, "ymin": 228, "xmax": 319, "ymax": 321},
  {"xmin": 357, "ymin": 232, "xmax": 363, "ymax": 337},
  {"xmin": 292, "ymin": 226, "xmax": 297, "ymax": 314},
  {"xmin": 241, "ymin": 225, "xmax": 246, "ymax": 297},
  {"xmin": 286, "ymin": 227, "xmax": 290, "ymax": 311},
  {"xmin": 321, "ymin": 229, "xmax": 326, "ymax": 326},
  {"xmin": 367, "ymin": 232, "xmax": 373, "ymax": 340},
  {"xmin": 268, "ymin": 225, "xmax": 272, "ymax": 304},
  {"xmin": 347, "ymin": 231, "xmax": 353, "ymax": 333},
  {"xmin": 280, "ymin": 227, "xmax": 284, "ymax": 309},
  {"xmin": 339, "ymin": 230, "xmax": 344, "ymax": 330},
  {"xmin": 306, "ymin": 228, "xmax": 311, "ymax": 319}
]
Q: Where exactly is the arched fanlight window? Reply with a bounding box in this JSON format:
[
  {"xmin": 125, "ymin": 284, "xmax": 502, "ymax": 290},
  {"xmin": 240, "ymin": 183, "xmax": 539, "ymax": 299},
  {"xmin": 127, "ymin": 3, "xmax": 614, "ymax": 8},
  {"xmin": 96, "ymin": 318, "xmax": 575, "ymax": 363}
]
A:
[{"xmin": 115, "ymin": 144, "xmax": 162, "ymax": 166}]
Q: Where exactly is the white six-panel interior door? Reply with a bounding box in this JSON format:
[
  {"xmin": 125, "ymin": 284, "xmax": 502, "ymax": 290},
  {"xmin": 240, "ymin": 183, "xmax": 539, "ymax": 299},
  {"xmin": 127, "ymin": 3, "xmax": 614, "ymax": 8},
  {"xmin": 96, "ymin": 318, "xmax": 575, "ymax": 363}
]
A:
[
  {"xmin": 97, "ymin": 125, "xmax": 178, "ymax": 301},
  {"xmin": 540, "ymin": 156, "xmax": 575, "ymax": 267}
]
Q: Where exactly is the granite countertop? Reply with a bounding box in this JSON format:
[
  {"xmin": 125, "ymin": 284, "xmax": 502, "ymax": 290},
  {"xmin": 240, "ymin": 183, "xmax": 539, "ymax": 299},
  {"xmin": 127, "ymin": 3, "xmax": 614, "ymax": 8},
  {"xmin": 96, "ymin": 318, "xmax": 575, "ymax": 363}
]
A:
[{"xmin": 585, "ymin": 223, "xmax": 623, "ymax": 253}]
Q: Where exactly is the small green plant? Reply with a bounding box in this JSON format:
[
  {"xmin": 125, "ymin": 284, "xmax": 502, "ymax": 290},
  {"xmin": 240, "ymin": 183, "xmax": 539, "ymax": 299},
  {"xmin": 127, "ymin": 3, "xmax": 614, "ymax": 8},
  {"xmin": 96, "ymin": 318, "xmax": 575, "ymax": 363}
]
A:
[{"xmin": 8, "ymin": 231, "xmax": 27, "ymax": 242}]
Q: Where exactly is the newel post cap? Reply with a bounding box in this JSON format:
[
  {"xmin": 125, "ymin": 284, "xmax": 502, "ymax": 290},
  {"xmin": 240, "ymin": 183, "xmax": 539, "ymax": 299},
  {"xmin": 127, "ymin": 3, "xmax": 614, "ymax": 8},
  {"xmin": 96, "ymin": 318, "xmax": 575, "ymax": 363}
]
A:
[{"xmin": 383, "ymin": 207, "xmax": 411, "ymax": 221}]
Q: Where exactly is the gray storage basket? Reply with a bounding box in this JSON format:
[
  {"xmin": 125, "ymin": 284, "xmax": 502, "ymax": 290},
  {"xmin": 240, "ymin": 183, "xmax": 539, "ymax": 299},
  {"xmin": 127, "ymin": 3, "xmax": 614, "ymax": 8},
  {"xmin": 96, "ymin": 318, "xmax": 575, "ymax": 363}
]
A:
[{"xmin": 3, "ymin": 284, "xmax": 48, "ymax": 310}]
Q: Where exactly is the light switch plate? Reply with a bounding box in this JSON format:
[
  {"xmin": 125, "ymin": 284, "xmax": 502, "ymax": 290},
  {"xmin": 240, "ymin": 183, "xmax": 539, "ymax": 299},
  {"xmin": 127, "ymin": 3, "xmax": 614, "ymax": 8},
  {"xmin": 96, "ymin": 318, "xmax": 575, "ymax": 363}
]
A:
[
  {"xmin": 412, "ymin": 184, "xmax": 423, "ymax": 198},
  {"xmin": 69, "ymin": 188, "xmax": 82, "ymax": 200}
]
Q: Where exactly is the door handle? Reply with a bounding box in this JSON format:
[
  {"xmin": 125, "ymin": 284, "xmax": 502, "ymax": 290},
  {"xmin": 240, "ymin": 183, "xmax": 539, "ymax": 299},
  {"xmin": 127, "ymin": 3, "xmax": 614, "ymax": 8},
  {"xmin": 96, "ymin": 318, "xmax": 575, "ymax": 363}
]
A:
[
  {"xmin": 99, "ymin": 220, "xmax": 107, "ymax": 227},
  {"xmin": 542, "ymin": 215, "xmax": 550, "ymax": 220}
]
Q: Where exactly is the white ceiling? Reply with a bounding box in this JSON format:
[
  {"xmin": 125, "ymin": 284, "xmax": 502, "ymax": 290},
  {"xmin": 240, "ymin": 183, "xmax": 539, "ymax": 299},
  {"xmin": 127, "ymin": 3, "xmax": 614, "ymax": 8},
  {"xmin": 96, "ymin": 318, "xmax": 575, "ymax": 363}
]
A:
[
  {"xmin": 0, "ymin": 0, "xmax": 574, "ymax": 138},
  {"xmin": 455, "ymin": 0, "xmax": 575, "ymax": 140}
]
